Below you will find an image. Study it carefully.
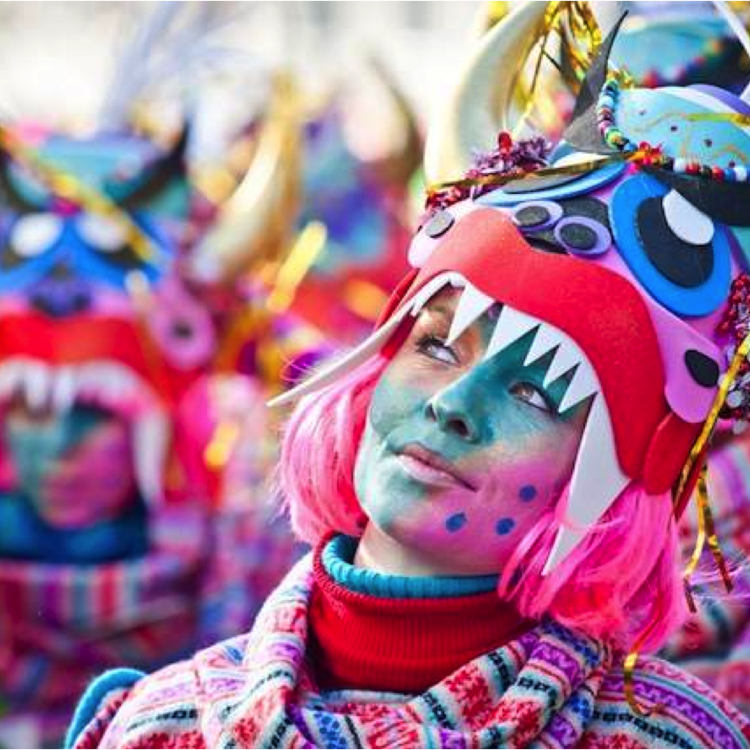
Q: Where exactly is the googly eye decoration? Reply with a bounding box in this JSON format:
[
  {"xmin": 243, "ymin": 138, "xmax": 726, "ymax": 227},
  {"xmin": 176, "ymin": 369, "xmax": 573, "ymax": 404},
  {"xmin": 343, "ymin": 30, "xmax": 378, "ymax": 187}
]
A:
[
  {"xmin": 76, "ymin": 213, "xmax": 129, "ymax": 253},
  {"xmin": 554, "ymin": 216, "xmax": 611, "ymax": 258},
  {"xmin": 611, "ymin": 173, "xmax": 731, "ymax": 317}
]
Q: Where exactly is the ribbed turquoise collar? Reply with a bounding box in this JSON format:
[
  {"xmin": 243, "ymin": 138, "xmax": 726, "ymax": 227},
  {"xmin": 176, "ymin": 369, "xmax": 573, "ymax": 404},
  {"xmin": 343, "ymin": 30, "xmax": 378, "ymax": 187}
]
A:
[{"xmin": 321, "ymin": 535, "xmax": 499, "ymax": 599}]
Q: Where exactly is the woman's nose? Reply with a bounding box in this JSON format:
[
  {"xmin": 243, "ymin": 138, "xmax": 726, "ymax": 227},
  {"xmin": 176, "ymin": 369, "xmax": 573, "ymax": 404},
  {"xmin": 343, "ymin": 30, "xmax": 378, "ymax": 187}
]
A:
[{"xmin": 424, "ymin": 388, "xmax": 482, "ymax": 443}]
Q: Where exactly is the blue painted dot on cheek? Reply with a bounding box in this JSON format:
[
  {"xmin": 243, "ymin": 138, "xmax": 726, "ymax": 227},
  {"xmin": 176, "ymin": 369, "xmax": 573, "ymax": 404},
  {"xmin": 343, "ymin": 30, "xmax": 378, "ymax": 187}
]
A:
[
  {"xmin": 519, "ymin": 485, "xmax": 537, "ymax": 502},
  {"xmin": 495, "ymin": 517, "xmax": 516, "ymax": 536},
  {"xmin": 445, "ymin": 512, "xmax": 467, "ymax": 532}
]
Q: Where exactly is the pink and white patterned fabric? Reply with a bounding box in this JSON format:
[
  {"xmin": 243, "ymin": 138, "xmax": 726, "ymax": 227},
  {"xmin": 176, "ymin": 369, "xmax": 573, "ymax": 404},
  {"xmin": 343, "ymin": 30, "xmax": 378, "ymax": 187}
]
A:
[{"xmin": 69, "ymin": 555, "xmax": 750, "ymax": 749}]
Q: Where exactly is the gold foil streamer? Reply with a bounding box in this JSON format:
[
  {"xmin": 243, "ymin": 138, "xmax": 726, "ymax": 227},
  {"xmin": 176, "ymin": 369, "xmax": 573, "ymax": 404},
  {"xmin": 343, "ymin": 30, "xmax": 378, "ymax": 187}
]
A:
[
  {"xmin": 623, "ymin": 614, "xmax": 666, "ymax": 717},
  {"xmin": 0, "ymin": 127, "xmax": 158, "ymax": 263},
  {"xmin": 511, "ymin": 1, "xmax": 602, "ymax": 137},
  {"xmin": 675, "ymin": 331, "xmax": 750, "ymax": 503},
  {"xmin": 682, "ymin": 466, "xmax": 733, "ymax": 612},
  {"xmin": 427, "ymin": 151, "xmax": 629, "ymax": 198}
]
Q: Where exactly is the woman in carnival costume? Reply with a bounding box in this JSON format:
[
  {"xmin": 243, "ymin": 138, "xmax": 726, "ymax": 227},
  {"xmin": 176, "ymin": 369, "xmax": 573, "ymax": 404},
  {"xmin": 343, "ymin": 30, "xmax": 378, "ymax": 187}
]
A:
[
  {"xmin": 68, "ymin": 5, "xmax": 750, "ymax": 748},
  {"xmin": 0, "ymin": 8, "xmax": 315, "ymax": 745}
]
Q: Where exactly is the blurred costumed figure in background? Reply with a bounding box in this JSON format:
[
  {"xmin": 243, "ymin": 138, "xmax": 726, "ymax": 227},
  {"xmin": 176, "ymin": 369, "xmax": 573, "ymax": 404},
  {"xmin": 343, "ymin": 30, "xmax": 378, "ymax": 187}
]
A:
[
  {"xmin": 286, "ymin": 60, "xmax": 420, "ymax": 345},
  {"xmin": 0, "ymin": 6, "xmax": 319, "ymax": 745}
]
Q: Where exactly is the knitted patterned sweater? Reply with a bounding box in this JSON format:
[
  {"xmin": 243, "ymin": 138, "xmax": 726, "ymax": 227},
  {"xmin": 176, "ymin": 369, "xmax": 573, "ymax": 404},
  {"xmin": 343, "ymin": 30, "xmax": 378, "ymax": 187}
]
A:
[{"xmin": 68, "ymin": 545, "xmax": 750, "ymax": 749}]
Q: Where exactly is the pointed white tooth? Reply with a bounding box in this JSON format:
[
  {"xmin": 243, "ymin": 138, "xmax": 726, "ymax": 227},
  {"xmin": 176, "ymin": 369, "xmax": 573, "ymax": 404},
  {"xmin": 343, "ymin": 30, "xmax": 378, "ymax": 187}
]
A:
[
  {"xmin": 543, "ymin": 528, "xmax": 585, "ymax": 576},
  {"xmin": 543, "ymin": 340, "xmax": 581, "ymax": 387},
  {"xmin": 558, "ymin": 360, "xmax": 598, "ymax": 413},
  {"xmin": 25, "ymin": 363, "xmax": 50, "ymax": 411},
  {"xmin": 484, "ymin": 305, "xmax": 540, "ymax": 361},
  {"xmin": 51, "ymin": 368, "xmax": 76, "ymax": 412},
  {"xmin": 446, "ymin": 284, "xmax": 494, "ymax": 345},
  {"xmin": 409, "ymin": 272, "xmax": 468, "ymax": 316},
  {"xmin": 0, "ymin": 362, "xmax": 23, "ymax": 399},
  {"xmin": 267, "ymin": 302, "xmax": 413, "ymax": 408},
  {"xmin": 132, "ymin": 410, "xmax": 171, "ymax": 504},
  {"xmin": 542, "ymin": 396, "xmax": 630, "ymax": 575},
  {"xmin": 524, "ymin": 323, "xmax": 563, "ymax": 367}
]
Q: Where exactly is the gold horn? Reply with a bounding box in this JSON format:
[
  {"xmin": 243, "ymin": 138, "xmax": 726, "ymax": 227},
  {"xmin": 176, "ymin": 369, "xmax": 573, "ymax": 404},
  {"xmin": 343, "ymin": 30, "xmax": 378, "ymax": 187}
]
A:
[
  {"xmin": 191, "ymin": 73, "xmax": 301, "ymax": 283},
  {"xmin": 423, "ymin": 1, "xmax": 550, "ymax": 186}
]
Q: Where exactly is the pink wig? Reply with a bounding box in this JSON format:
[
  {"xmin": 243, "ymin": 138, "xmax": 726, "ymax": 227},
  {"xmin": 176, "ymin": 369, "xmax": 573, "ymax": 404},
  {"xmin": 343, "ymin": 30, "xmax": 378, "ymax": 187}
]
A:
[{"xmin": 277, "ymin": 352, "xmax": 687, "ymax": 653}]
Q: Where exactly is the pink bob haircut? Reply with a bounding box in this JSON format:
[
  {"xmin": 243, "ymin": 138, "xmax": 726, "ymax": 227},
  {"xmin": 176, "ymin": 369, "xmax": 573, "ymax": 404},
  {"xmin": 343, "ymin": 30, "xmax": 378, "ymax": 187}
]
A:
[{"xmin": 278, "ymin": 340, "xmax": 688, "ymax": 653}]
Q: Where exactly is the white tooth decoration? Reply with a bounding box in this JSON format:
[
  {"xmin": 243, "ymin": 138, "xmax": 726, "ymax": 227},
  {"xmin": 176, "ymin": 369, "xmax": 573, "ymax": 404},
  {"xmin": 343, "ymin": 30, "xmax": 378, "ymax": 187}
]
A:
[
  {"xmin": 484, "ymin": 305, "xmax": 539, "ymax": 361},
  {"xmin": 25, "ymin": 364, "xmax": 50, "ymax": 411},
  {"xmin": 409, "ymin": 272, "xmax": 468, "ymax": 315},
  {"xmin": 543, "ymin": 395, "xmax": 630, "ymax": 574},
  {"xmin": 524, "ymin": 323, "xmax": 563, "ymax": 367},
  {"xmin": 558, "ymin": 360, "xmax": 598, "ymax": 413},
  {"xmin": 52, "ymin": 368, "xmax": 76, "ymax": 413},
  {"xmin": 133, "ymin": 410, "xmax": 171, "ymax": 504},
  {"xmin": 446, "ymin": 283, "xmax": 494, "ymax": 345},
  {"xmin": 543, "ymin": 340, "xmax": 582, "ymax": 388},
  {"xmin": 0, "ymin": 361, "xmax": 23, "ymax": 400},
  {"xmin": 267, "ymin": 306, "xmax": 411, "ymax": 408},
  {"xmin": 268, "ymin": 272, "xmax": 468, "ymax": 408},
  {"xmin": 662, "ymin": 189, "xmax": 714, "ymax": 245}
]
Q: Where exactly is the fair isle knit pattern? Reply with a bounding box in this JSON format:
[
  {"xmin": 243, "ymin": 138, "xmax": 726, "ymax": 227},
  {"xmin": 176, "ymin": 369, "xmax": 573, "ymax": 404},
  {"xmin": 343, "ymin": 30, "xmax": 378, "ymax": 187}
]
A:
[{"xmin": 70, "ymin": 554, "xmax": 750, "ymax": 749}]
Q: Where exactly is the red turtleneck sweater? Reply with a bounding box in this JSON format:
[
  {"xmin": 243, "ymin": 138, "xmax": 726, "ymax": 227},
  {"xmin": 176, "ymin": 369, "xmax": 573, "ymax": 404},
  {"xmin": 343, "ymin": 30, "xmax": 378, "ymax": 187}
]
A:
[{"xmin": 308, "ymin": 538, "xmax": 534, "ymax": 694}]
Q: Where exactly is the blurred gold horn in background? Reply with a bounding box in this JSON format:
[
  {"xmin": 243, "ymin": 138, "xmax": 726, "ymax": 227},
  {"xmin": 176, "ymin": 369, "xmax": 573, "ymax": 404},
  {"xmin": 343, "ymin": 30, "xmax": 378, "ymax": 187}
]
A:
[
  {"xmin": 191, "ymin": 72, "xmax": 301, "ymax": 284},
  {"xmin": 423, "ymin": 1, "xmax": 550, "ymax": 186}
]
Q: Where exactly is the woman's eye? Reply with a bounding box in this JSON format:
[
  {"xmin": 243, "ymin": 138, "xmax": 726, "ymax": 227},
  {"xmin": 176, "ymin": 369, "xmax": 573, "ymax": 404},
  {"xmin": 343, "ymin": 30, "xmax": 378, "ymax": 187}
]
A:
[
  {"xmin": 416, "ymin": 335, "xmax": 459, "ymax": 366},
  {"xmin": 510, "ymin": 382, "xmax": 552, "ymax": 412}
]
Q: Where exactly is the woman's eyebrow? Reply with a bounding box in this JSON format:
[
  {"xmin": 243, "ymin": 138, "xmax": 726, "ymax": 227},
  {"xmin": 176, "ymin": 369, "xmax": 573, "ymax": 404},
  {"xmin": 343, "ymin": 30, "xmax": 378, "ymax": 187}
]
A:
[{"xmin": 422, "ymin": 301, "xmax": 454, "ymax": 321}]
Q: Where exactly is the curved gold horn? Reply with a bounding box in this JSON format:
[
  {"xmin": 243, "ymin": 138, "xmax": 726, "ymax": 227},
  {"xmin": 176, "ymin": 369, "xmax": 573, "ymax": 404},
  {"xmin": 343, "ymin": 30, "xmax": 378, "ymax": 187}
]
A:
[
  {"xmin": 191, "ymin": 73, "xmax": 301, "ymax": 283},
  {"xmin": 424, "ymin": 1, "xmax": 550, "ymax": 186}
]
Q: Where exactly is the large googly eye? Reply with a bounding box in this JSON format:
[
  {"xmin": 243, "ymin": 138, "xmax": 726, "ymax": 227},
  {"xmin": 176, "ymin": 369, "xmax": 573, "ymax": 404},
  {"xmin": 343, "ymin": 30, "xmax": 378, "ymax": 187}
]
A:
[
  {"xmin": 76, "ymin": 213, "xmax": 129, "ymax": 253},
  {"xmin": 553, "ymin": 216, "xmax": 611, "ymax": 257},
  {"xmin": 11, "ymin": 213, "xmax": 63, "ymax": 257},
  {"xmin": 511, "ymin": 201, "xmax": 562, "ymax": 232}
]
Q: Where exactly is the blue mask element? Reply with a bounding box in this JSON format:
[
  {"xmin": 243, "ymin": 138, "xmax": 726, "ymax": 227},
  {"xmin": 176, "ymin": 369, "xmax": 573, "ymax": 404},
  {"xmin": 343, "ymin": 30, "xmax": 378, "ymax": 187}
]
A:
[{"xmin": 611, "ymin": 173, "xmax": 731, "ymax": 316}]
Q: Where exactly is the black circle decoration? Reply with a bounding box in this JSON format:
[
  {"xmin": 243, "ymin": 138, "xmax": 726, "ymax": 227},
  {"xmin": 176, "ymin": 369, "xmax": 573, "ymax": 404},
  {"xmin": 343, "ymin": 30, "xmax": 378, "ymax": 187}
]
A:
[
  {"xmin": 423, "ymin": 210, "xmax": 454, "ymax": 239},
  {"xmin": 684, "ymin": 349, "xmax": 720, "ymax": 388},
  {"xmin": 558, "ymin": 222, "xmax": 597, "ymax": 251},
  {"xmin": 515, "ymin": 204, "xmax": 551, "ymax": 229}
]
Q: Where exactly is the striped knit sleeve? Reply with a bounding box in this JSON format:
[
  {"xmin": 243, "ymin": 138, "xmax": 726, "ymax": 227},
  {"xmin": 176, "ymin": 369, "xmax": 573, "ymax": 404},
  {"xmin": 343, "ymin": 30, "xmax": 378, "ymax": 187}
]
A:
[{"xmin": 65, "ymin": 668, "xmax": 144, "ymax": 749}]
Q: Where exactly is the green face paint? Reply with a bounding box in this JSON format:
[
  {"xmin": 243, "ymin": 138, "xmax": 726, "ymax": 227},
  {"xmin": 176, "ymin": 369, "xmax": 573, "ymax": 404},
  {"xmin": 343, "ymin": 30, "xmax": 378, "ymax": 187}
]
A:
[{"xmin": 354, "ymin": 289, "xmax": 590, "ymax": 575}]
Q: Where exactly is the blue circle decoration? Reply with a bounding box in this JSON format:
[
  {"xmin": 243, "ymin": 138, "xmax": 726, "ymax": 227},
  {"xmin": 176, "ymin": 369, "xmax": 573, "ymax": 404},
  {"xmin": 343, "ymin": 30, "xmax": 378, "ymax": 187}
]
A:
[
  {"xmin": 519, "ymin": 485, "xmax": 537, "ymax": 502},
  {"xmin": 495, "ymin": 517, "xmax": 516, "ymax": 536},
  {"xmin": 445, "ymin": 512, "xmax": 467, "ymax": 533},
  {"xmin": 610, "ymin": 173, "xmax": 731, "ymax": 317},
  {"xmin": 477, "ymin": 161, "xmax": 626, "ymax": 207}
]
